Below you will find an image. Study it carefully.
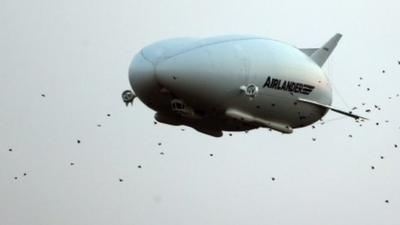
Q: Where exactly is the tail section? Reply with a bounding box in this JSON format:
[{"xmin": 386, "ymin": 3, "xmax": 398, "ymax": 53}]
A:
[{"xmin": 309, "ymin": 33, "xmax": 342, "ymax": 67}]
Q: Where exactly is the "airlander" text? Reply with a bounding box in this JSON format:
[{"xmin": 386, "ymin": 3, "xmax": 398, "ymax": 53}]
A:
[{"xmin": 262, "ymin": 76, "xmax": 315, "ymax": 95}]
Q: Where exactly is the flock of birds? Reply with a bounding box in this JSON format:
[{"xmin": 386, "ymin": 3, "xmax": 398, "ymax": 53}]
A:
[{"xmin": 4, "ymin": 61, "xmax": 399, "ymax": 206}]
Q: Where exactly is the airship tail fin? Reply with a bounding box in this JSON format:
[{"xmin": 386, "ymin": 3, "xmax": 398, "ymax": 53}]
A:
[
  {"xmin": 300, "ymin": 48, "xmax": 318, "ymax": 56},
  {"xmin": 310, "ymin": 33, "xmax": 342, "ymax": 67}
]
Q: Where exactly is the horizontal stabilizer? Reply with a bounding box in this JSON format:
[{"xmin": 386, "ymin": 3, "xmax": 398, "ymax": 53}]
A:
[
  {"xmin": 310, "ymin": 33, "xmax": 342, "ymax": 67},
  {"xmin": 298, "ymin": 98, "xmax": 367, "ymax": 120}
]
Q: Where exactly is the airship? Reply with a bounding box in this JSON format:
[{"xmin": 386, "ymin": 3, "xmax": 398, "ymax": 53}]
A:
[{"xmin": 122, "ymin": 33, "xmax": 365, "ymax": 137}]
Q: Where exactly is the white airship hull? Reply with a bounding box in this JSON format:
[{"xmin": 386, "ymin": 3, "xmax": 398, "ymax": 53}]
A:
[{"xmin": 126, "ymin": 34, "xmax": 362, "ymax": 136}]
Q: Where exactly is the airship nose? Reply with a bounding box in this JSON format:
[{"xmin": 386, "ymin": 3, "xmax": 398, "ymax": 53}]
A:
[{"xmin": 128, "ymin": 51, "xmax": 157, "ymax": 101}]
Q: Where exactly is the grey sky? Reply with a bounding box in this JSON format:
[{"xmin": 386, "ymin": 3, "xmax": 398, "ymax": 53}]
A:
[{"xmin": 1, "ymin": 0, "xmax": 400, "ymax": 224}]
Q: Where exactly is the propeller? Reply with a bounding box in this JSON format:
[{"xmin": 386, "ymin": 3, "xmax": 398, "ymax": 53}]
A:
[{"xmin": 122, "ymin": 90, "xmax": 136, "ymax": 106}]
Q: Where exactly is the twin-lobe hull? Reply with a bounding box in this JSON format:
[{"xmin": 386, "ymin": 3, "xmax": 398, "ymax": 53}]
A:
[{"xmin": 130, "ymin": 35, "xmax": 333, "ymax": 132}]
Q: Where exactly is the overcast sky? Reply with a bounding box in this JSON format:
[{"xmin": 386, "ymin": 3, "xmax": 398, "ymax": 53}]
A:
[{"xmin": 1, "ymin": 0, "xmax": 400, "ymax": 225}]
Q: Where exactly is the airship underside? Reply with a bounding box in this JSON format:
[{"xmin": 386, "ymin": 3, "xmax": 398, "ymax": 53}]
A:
[{"xmin": 123, "ymin": 34, "xmax": 365, "ymax": 137}]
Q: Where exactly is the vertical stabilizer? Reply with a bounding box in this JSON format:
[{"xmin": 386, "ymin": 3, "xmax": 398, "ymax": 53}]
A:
[{"xmin": 310, "ymin": 33, "xmax": 342, "ymax": 67}]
